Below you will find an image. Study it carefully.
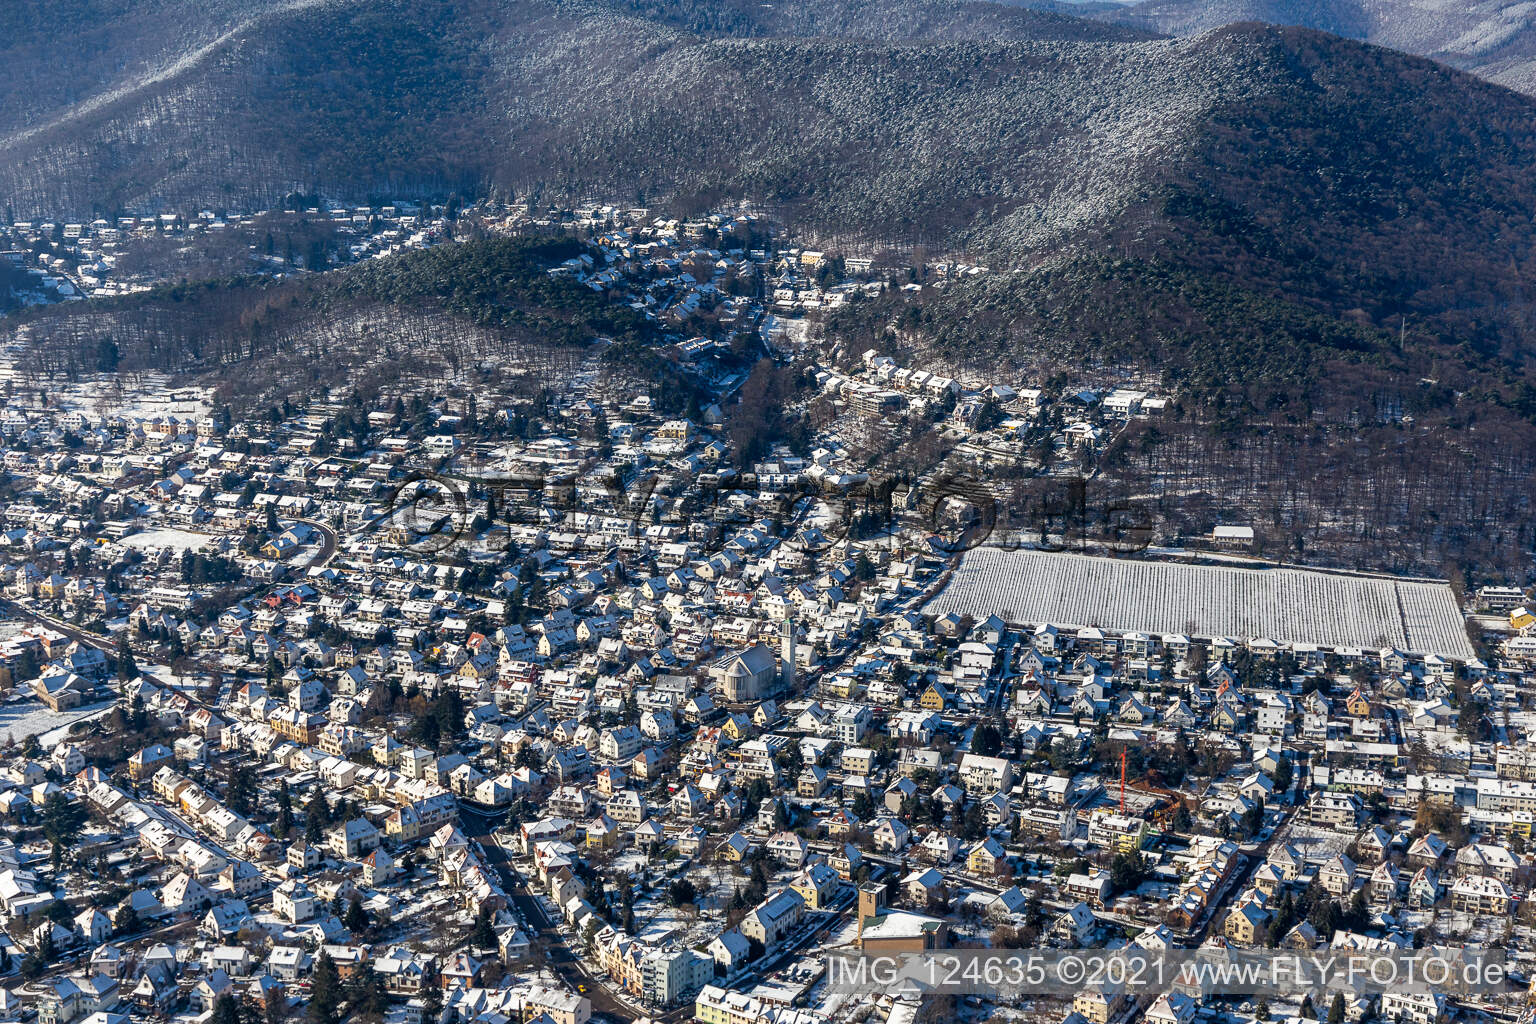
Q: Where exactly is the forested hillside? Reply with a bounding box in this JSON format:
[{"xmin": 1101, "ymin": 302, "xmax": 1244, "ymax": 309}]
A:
[
  {"xmin": 9, "ymin": 237, "xmax": 673, "ymax": 411},
  {"xmin": 9, "ymin": 4, "xmax": 1536, "ymax": 396},
  {"xmin": 8, "ymin": 5, "xmax": 1536, "ymax": 410},
  {"xmin": 0, "ymin": 0, "xmax": 1198, "ymax": 235},
  {"xmin": 0, "ymin": 0, "xmax": 298, "ymax": 141}
]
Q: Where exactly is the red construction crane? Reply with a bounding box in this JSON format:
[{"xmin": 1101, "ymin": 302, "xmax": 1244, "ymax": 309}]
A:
[{"xmin": 1120, "ymin": 748, "xmax": 1127, "ymax": 813}]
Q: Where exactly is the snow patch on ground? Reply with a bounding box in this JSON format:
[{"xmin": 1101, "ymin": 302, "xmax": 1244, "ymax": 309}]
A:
[
  {"xmin": 0, "ymin": 697, "xmax": 114, "ymax": 745},
  {"xmin": 0, "ymin": 363, "xmax": 213, "ymax": 422},
  {"xmin": 120, "ymin": 527, "xmax": 222, "ymax": 552},
  {"xmin": 927, "ymin": 547, "xmax": 1474, "ymax": 658}
]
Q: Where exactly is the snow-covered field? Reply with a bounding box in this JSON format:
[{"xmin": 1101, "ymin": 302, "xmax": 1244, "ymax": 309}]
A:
[
  {"xmin": 0, "ymin": 367, "xmax": 213, "ymax": 421},
  {"xmin": 119, "ymin": 527, "xmax": 220, "ymax": 552},
  {"xmin": 925, "ymin": 548, "xmax": 1474, "ymax": 659},
  {"xmin": 0, "ymin": 697, "xmax": 113, "ymax": 745},
  {"xmin": 63, "ymin": 380, "xmax": 212, "ymax": 420}
]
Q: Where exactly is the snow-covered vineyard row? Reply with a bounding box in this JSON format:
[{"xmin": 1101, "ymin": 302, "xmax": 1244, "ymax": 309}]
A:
[{"xmin": 925, "ymin": 547, "xmax": 1475, "ymax": 660}]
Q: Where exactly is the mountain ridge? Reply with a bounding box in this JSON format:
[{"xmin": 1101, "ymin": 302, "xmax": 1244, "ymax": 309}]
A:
[
  {"xmin": 0, "ymin": 4, "xmax": 1268, "ymax": 244},
  {"xmin": 7, "ymin": 4, "xmax": 1536, "ymax": 381},
  {"xmin": 1096, "ymin": 0, "xmax": 1536, "ymax": 95}
]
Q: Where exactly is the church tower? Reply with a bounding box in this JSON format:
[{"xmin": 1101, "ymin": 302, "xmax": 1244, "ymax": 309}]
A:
[{"xmin": 780, "ymin": 615, "xmax": 796, "ymax": 691}]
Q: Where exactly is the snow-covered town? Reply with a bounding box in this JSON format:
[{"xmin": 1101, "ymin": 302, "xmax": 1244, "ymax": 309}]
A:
[
  {"xmin": 0, "ymin": 203, "xmax": 453, "ymax": 304},
  {"xmin": 0, "ymin": 207, "xmax": 1531, "ymax": 1024}
]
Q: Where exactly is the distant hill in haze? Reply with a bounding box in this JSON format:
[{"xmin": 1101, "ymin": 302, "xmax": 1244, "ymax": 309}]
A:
[
  {"xmin": 607, "ymin": 0, "xmax": 1154, "ymax": 39},
  {"xmin": 599, "ymin": 0, "xmax": 1155, "ymax": 39},
  {"xmin": 1096, "ymin": 0, "xmax": 1536, "ymax": 94}
]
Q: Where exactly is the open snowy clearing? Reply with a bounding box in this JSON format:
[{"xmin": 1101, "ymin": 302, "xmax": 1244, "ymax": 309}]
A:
[
  {"xmin": 0, "ymin": 697, "xmax": 114, "ymax": 745},
  {"xmin": 119, "ymin": 527, "xmax": 221, "ymax": 552},
  {"xmin": 0, "ymin": 368, "xmax": 214, "ymax": 421},
  {"xmin": 925, "ymin": 547, "xmax": 1474, "ymax": 659}
]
